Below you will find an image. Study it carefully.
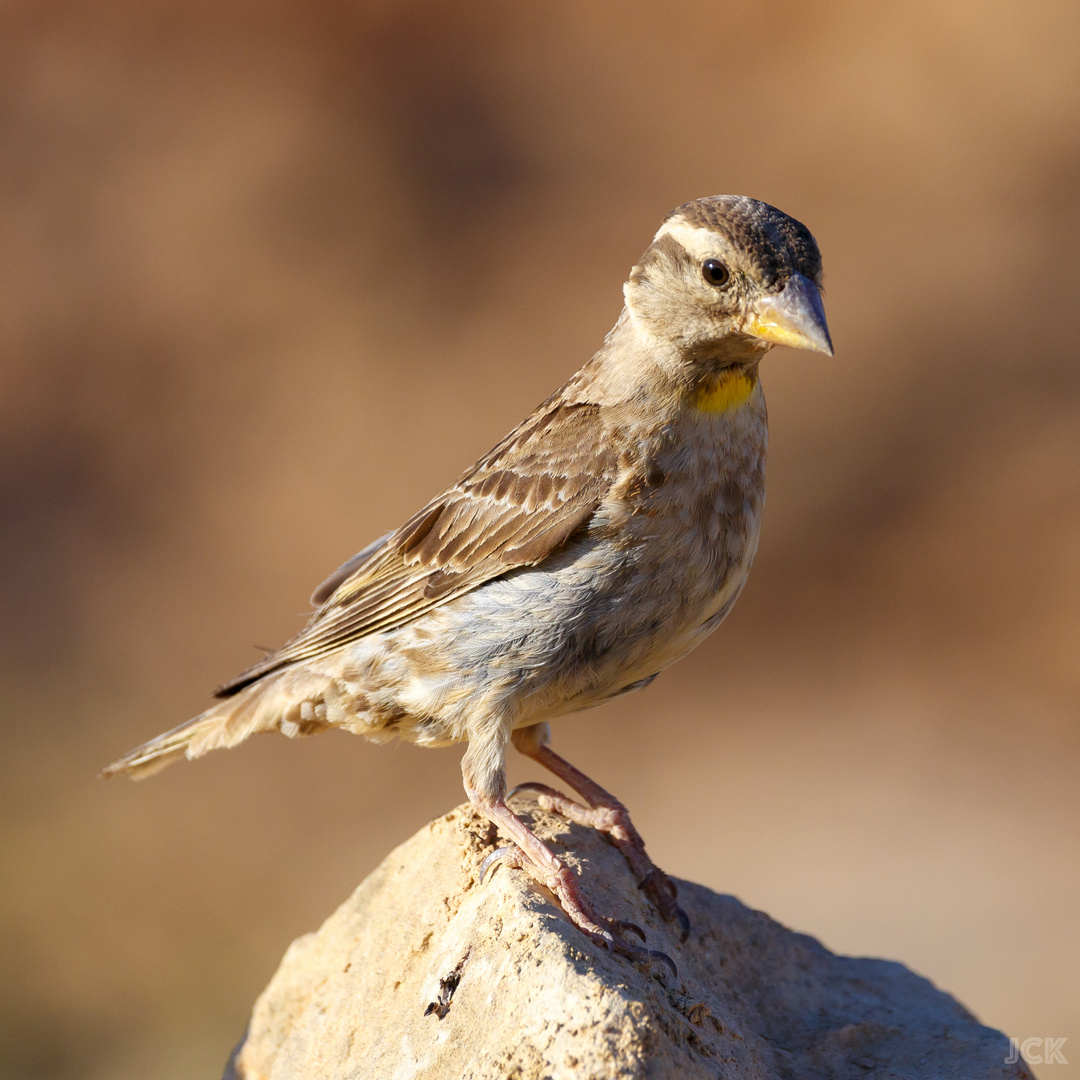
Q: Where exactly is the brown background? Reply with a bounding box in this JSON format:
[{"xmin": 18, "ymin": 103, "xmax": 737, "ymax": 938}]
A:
[{"xmin": 1, "ymin": 2, "xmax": 1078, "ymax": 1077}]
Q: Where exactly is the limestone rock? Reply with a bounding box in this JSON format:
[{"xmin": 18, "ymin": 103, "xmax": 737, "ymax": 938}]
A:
[{"xmin": 227, "ymin": 800, "xmax": 1031, "ymax": 1080}]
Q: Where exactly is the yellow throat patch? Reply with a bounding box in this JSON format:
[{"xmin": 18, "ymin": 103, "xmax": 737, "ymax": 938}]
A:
[{"xmin": 691, "ymin": 368, "xmax": 758, "ymax": 414}]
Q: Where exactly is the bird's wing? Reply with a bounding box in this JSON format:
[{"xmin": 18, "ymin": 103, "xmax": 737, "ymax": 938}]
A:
[
  {"xmin": 216, "ymin": 398, "xmax": 615, "ymax": 696},
  {"xmin": 309, "ymin": 530, "xmax": 395, "ymax": 606}
]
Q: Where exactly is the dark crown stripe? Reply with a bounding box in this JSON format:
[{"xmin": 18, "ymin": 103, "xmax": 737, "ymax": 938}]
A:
[{"xmin": 664, "ymin": 196, "xmax": 823, "ymax": 288}]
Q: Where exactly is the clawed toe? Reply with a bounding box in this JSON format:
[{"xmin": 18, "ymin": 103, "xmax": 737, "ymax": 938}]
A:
[
  {"xmin": 673, "ymin": 905, "xmax": 691, "ymax": 942},
  {"xmin": 602, "ymin": 931, "xmax": 678, "ymax": 977},
  {"xmin": 478, "ymin": 840, "xmax": 677, "ymax": 976},
  {"xmin": 506, "ymin": 781, "xmax": 552, "ymax": 800},
  {"xmin": 608, "ymin": 917, "xmax": 647, "ymax": 943},
  {"xmin": 638, "ymin": 867, "xmax": 691, "ymax": 942},
  {"xmin": 480, "ymin": 845, "xmax": 522, "ymax": 881},
  {"xmin": 642, "ymin": 947, "xmax": 678, "ymax": 979},
  {"xmin": 504, "ymin": 747, "xmax": 691, "ymax": 944},
  {"xmin": 591, "ymin": 924, "xmax": 678, "ymax": 978}
]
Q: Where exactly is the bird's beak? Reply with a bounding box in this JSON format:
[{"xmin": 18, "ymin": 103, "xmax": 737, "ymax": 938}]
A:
[{"xmin": 743, "ymin": 272, "xmax": 833, "ymax": 356}]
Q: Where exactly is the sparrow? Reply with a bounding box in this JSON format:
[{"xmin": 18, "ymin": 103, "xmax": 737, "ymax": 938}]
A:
[{"xmin": 104, "ymin": 195, "xmax": 832, "ymax": 972}]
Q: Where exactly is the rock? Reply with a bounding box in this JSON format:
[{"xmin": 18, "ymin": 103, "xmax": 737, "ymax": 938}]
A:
[{"xmin": 227, "ymin": 800, "xmax": 1031, "ymax": 1080}]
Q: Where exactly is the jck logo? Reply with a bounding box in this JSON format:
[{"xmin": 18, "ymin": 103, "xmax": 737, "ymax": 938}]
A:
[{"xmin": 1005, "ymin": 1037, "xmax": 1068, "ymax": 1065}]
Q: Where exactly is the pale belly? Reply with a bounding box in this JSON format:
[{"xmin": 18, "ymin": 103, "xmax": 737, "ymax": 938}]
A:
[
  {"xmin": 507, "ymin": 522, "xmax": 761, "ymax": 723},
  {"xmin": 372, "ymin": 497, "xmax": 762, "ymax": 744}
]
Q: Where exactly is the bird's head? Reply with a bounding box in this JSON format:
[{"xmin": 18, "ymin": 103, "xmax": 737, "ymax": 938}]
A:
[{"xmin": 624, "ymin": 195, "xmax": 832, "ymax": 363}]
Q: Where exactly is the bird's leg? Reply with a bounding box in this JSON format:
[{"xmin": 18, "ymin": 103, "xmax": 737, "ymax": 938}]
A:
[
  {"xmin": 509, "ymin": 725, "xmax": 690, "ymax": 941},
  {"xmin": 463, "ymin": 734, "xmax": 675, "ymax": 973}
]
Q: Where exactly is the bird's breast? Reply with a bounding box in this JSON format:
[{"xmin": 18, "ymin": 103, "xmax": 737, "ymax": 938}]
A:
[
  {"xmin": 574, "ymin": 384, "xmax": 768, "ymax": 682},
  {"xmin": 615, "ymin": 377, "xmax": 767, "ymax": 563}
]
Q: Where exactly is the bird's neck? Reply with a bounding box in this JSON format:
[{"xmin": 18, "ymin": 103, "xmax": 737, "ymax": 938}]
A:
[
  {"xmin": 689, "ymin": 366, "xmax": 760, "ymax": 415},
  {"xmin": 573, "ymin": 306, "xmax": 768, "ymax": 412}
]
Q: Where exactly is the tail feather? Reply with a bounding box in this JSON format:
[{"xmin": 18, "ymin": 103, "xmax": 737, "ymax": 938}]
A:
[{"xmin": 101, "ymin": 680, "xmax": 281, "ymax": 780}]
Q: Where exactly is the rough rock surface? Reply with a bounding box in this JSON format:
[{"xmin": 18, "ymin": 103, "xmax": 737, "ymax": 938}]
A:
[{"xmin": 227, "ymin": 800, "xmax": 1031, "ymax": 1080}]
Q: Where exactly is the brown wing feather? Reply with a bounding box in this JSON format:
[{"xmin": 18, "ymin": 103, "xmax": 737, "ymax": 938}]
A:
[
  {"xmin": 308, "ymin": 530, "xmax": 394, "ymax": 606},
  {"xmin": 215, "ymin": 400, "xmax": 614, "ymax": 697}
]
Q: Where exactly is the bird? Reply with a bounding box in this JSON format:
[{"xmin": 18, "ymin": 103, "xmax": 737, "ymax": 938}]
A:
[{"xmin": 103, "ymin": 195, "xmax": 832, "ymax": 971}]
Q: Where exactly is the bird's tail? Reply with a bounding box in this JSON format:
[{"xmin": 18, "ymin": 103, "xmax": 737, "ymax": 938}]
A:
[{"xmin": 100, "ymin": 676, "xmax": 303, "ymax": 780}]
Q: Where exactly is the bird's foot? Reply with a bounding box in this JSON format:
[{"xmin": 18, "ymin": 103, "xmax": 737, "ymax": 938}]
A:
[
  {"xmin": 480, "ymin": 843, "xmax": 676, "ymax": 976},
  {"xmin": 508, "ymin": 781, "xmax": 690, "ymax": 942}
]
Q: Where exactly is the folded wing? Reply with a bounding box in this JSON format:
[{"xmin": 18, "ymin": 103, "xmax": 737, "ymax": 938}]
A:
[{"xmin": 216, "ymin": 400, "xmax": 615, "ymax": 697}]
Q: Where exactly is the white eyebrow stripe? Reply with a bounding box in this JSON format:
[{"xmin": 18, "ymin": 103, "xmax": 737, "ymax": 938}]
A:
[{"xmin": 652, "ymin": 218, "xmax": 732, "ymax": 261}]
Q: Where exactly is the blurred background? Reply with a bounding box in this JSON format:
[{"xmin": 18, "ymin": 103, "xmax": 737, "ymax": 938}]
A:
[{"xmin": 1, "ymin": 1, "xmax": 1078, "ymax": 1076}]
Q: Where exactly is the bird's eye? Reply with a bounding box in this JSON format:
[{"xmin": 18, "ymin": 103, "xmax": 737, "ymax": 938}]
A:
[{"xmin": 702, "ymin": 259, "xmax": 730, "ymax": 287}]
